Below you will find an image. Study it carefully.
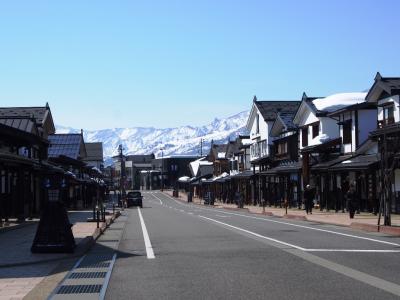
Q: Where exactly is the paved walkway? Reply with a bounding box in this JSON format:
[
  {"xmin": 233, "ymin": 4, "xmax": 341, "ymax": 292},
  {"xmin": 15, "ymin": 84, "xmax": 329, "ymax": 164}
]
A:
[
  {"xmin": 0, "ymin": 209, "xmax": 120, "ymax": 300},
  {"xmin": 165, "ymin": 190, "xmax": 400, "ymax": 232}
]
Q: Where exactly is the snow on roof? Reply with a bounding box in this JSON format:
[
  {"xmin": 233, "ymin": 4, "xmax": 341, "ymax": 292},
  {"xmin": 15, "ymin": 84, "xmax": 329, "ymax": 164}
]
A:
[
  {"xmin": 310, "ymin": 133, "xmax": 330, "ymax": 145},
  {"xmin": 217, "ymin": 152, "xmax": 226, "ymax": 159},
  {"xmin": 312, "ymin": 92, "xmax": 367, "ymax": 112},
  {"xmin": 178, "ymin": 176, "xmax": 191, "ymax": 182},
  {"xmin": 242, "ymin": 139, "xmax": 252, "ymax": 145},
  {"xmin": 213, "ymin": 172, "xmax": 229, "ymax": 181},
  {"xmin": 190, "ymin": 157, "xmax": 213, "ymax": 176}
]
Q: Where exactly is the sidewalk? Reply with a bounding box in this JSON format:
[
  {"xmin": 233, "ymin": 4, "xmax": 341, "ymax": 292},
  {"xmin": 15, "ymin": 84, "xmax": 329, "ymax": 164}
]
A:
[
  {"xmin": 165, "ymin": 190, "xmax": 400, "ymax": 236},
  {"xmin": 0, "ymin": 208, "xmax": 121, "ymax": 300}
]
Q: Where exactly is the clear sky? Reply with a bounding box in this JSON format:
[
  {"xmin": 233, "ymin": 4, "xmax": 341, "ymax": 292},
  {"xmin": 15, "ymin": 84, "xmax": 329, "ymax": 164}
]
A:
[{"xmin": 0, "ymin": 0, "xmax": 399, "ymax": 130}]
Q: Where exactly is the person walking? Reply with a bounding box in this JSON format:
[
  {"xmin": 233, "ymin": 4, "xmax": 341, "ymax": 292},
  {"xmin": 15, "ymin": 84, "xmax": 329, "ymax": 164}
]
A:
[
  {"xmin": 346, "ymin": 183, "xmax": 357, "ymax": 219},
  {"xmin": 304, "ymin": 185, "xmax": 315, "ymax": 214}
]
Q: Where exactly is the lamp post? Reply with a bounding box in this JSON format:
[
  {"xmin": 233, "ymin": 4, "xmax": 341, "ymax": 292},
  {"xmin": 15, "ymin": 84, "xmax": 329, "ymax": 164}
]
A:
[{"xmin": 161, "ymin": 148, "xmax": 164, "ymax": 191}]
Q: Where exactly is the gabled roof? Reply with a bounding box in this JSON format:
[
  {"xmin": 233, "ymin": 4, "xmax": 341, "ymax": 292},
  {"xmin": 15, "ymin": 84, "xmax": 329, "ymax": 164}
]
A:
[
  {"xmin": 0, "ymin": 104, "xmax": 55, "ymax": 134},
  {"xmin": 254, "ymin": 100, "xmax": 300, "ymax": 122},
  {"xmin": 83, "ymin": 142, "xmax": 103, "ymax": 162},
  {"xmin": 270, "ymin": 111, "xmax": 297, "ymax": 137},
  {"xmin": 366, "ymin": 72, "xmax": 400, "ymax": 102},
  {"xmin": 293, "ymin": 92, "xmax": 367, "ymax": 125},
  {"xmin": 48, "ymin": 133, "xmax": 86, "ymax": 160},
  {"xmin": 246, "ymin": 96, "xmax": 300, "ymax": 131}
]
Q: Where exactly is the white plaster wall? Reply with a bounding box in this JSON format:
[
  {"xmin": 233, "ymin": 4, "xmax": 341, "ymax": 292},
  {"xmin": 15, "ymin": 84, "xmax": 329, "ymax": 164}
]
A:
[
  {"xmin": 320, "ymin": 117, "xmax": 339, "ymax": 140},
  {"xmin": 358, "ymin": 109, "xmax": 377, "ymax": 144}
]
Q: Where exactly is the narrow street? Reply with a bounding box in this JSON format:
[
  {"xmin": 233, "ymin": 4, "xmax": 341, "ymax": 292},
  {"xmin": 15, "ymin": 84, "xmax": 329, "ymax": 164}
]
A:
[{"xmin": 103, "ymin": 191, "xmax": 400, "ymax": 300}]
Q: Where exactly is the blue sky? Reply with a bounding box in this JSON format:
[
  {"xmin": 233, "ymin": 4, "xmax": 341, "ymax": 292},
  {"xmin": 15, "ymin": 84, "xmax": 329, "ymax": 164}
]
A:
[{"xmin": 0, "ymin": 0, "xmax": 399, "ymax": 130}]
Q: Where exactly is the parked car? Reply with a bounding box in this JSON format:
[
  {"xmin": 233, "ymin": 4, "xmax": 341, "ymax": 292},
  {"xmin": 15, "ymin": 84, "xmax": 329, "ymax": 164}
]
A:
[{"xmin": 125, "ymin": 191, "xmax": 143, "ymax": 208}]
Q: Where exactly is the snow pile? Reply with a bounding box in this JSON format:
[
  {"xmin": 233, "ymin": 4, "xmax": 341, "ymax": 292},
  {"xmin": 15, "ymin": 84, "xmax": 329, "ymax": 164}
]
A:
[
  {"xmin": 217, "ymin": 152, "xmax": 226, "ymax": 159},
  {"xmin": 313, "ymin": 92, "xmax": 367, "ymax": 112},
  {"xmin": 311, "ymin": 133, "xmax": 330, "ymax": 145}
]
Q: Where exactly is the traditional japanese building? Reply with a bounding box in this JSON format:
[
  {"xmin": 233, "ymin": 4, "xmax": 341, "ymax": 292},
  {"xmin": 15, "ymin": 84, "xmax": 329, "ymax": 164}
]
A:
[{"xmin": 366, "ymin": 72, "xmax": 400, "ymax": 224}]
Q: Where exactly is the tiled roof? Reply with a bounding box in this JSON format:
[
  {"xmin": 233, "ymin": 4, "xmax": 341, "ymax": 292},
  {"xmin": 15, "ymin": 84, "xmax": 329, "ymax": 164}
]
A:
[
  {"xmin": 255, "ymin": 101, "xmax": 300, "ymax": 121},
  {"xmin": 48, "ymin": 134, "xmax": 82, "ymax": 159},
  {"xmin": 84, "ymin": 142, "xmax": 103, "ymax": 161},
  {"xmin": 0, "ymin": 117, "xmax": 37, "ymax": 134},
  {"xmin": 0, "ymin": 107, "xmax": 48, "ymax": 125}
]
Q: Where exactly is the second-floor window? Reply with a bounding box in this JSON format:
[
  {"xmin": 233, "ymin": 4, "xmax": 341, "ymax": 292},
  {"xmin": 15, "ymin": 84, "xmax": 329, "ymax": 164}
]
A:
[
  {"xmin": 383, "ymin": 105, "xmax": 394, "ymax": 125},
  {"xmin": 256, "ymin": 114, "xmax": 260, "ymax": 134},
  {"xmin": 277, "ymin": 142, "xmax": 287, "ymax": 155},
  {"xmin": 343, "ymin": 121, "xmax": 352, "ymax": 144},
  {"xmin": 302, "ymin": 127, "xmax": 308, "ymax": 147},
  {"xmin": 312, "ymin": 122, "xmax": 319, "ymax": 138}
]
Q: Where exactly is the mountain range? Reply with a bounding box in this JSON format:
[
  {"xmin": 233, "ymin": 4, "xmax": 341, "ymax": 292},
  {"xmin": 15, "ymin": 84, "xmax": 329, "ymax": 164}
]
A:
[{"xmin": 56, "ymin": 110, "xmax": 250, "ymax": 164}]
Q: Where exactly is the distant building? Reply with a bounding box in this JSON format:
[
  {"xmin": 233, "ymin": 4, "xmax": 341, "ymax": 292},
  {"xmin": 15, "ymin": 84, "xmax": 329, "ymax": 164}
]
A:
[{"xmin": 83, "ymin": 142, "xmax": 104, "ymax": 170}]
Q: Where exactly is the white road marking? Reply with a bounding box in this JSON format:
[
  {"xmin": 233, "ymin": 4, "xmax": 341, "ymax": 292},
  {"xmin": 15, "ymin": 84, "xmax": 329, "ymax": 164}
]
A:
[
  {"xmin": 198, "ymin": 215, "xmax": 307, "ymax": 251},
  {"xmin": 151, "ymin": 193, "xmax": 163, "ymax": 205},
  {"xmin": 138, "ymin": 207, "xmax": 155, "ymax": 259},
  {"xmin": 162, "ymin": 194, "xmax": 400, "ymax": 247},
  {"xmin": 199, "ymin": 215, "xmax": 400, "ymax": 253},
  {"xmin": 187, "ymin": 212, "xmax": 193, "ymax": 215},
  {"xmin": 305, "ymin": 249, "xmax": 400, "ymax": 253},
  {"xmin": 215, "ymin": 214, "xmax": 230, "ymax": 218}
]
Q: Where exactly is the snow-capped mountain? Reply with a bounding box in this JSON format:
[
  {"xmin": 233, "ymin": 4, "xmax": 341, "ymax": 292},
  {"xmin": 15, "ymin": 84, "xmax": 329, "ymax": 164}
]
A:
[{"xmin": 56, "ymin": 111, "xmax": 250, "ymax": 163}]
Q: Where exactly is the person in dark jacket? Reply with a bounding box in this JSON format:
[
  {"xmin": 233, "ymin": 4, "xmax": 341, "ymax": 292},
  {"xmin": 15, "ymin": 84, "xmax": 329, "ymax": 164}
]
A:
[
  {"xmin": 346, "ymin": 183, "xmax": 357, "ymax": 219},
  {"xmin": 304, "ymin": 185, "xmax": 315, "ymax": 214}
]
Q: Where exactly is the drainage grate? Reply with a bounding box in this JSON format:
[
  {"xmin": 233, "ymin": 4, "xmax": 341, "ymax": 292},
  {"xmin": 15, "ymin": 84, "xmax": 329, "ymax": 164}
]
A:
[
  {"xmin": 79, "ymin": 261, "xmax": 110, "ymax": 268},
  {"xmin": 69, "ymin": 272, "xmax": 107, "ymax": 279},
  {"xmin": 57, "ymin": 284, "xmax": 102, "ymax": 294}
]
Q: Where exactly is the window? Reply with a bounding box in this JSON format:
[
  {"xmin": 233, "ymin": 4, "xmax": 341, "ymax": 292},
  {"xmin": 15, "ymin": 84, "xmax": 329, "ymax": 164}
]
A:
[
  {"xmin": 302, "ymin": 127, "xmax": 308, "ymax": 147},
  {"xmin": 384, "ymin": 105, "xmax": 394, "ymax": 125},
  {"xmin": 343, "ymin": 121, "xmax": 352, "ymax": 144},
  {"xmin": 277, "ymin": 142, "xmax": 287, "ymax": 155},
  {"xmin": 256, "ymin": 114, "xmax": 260, "ymax": 134},
  {"xmin": 312, "ymin": 122, "xmax": 319, "ymax": 138}
]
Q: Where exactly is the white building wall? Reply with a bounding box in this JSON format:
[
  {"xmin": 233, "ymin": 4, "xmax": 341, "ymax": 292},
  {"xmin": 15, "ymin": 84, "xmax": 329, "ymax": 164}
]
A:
[
  {"xmin": 358, "ymin": 109, "xmax": 377, "ymax": 145},
  {"xmin": 377, "ymin": 95, "xmax": 400, "ymax": 122}
]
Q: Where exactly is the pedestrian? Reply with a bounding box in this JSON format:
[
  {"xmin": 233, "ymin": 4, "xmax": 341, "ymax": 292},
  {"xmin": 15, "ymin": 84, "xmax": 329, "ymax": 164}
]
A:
[
  {"xmin": 346, "ymin": 183, "xmax": 357, "ymax": 219},
  {"xmin": 304, "ymin": 185, "xmax": 315, "ymax": 214}
]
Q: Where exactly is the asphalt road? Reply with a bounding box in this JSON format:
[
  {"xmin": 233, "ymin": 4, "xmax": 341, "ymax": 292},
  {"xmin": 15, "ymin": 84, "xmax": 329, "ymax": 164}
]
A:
[{"xmin": 105, "ymin": 191, "xmax": 400, "ymax": 300}]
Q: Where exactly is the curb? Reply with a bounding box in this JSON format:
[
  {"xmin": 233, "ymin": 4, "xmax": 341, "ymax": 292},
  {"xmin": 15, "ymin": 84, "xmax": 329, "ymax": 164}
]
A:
[
  {"xmin": 0, "ymin": 211, "xmax": 121, "ymax": 269},
  {"xmin": 0, "ymin": 221, "xmax": 37, "ymax": 234},
  {"xmin": 350, "ymin": 222, "xmax": 400, "ymax": 236}
]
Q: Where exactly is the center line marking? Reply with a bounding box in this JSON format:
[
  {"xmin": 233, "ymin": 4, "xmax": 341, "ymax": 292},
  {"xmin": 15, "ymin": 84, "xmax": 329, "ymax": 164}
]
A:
[{"xmin": 138, "ymin": 207, "xmax": 155, "ymax": 259}]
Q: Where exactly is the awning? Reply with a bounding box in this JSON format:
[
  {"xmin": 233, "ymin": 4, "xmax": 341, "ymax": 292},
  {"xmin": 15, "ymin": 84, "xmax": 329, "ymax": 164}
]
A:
[
  {"xmin": 330, "ymin": 154, "xmax": 380, "ymax": 171},
  {"xmin": 301, "ymin": 137, "xmax": 342, "ymax": 154},
  {"xmin": 260, "ymin": 161, "xmax": 302, "ymax": 176},
  {"xmin": 311, "ymin": 155, "xmax": 352, "ymax": 172}
]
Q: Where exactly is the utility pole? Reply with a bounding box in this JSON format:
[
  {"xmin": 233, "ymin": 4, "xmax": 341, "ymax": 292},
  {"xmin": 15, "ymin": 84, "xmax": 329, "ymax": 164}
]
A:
[
  {"xmin": 200, "ymin": 139, "xmax": 203, "ymax": 157},
  {"xmin": 118, "ymin": 144, "xmax": 126, "ymax": 198},
  {"xmin": 161, "ymin": 148, "xmax": 164, "ymax": 192}
]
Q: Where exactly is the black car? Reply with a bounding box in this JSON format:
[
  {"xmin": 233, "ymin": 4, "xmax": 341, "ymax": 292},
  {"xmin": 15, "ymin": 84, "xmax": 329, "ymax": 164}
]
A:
[{"xmin": 125, "ymin": 191, "xmax": 143, "ymax": 208}]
